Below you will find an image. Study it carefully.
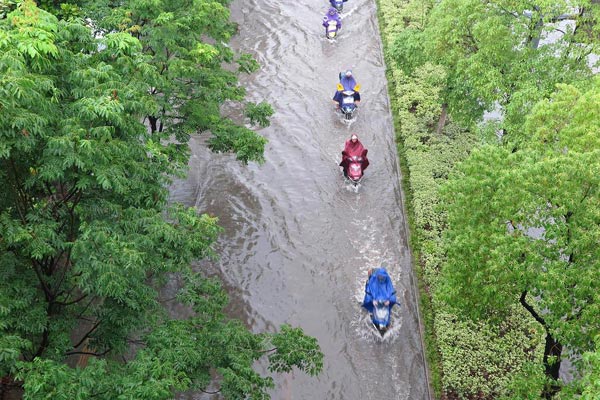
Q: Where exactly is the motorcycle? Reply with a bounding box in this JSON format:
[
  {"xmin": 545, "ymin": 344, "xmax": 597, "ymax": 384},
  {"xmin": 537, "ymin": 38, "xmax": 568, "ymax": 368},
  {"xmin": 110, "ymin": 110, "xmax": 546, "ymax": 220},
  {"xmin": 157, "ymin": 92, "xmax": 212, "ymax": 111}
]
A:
[
  {"xmin": 330, "ymin": 0, "xmax": 344, "ymax": 12},
  {"xmin": 362, "ymin": 267, "xmax": 397, "ymax": 336},
  {"xmin": 343, "ymin": 151, "xmax": 367, "ymax": 185},
  {"xmin": 340, "ymin": 90, "xmax": 357, "ymax": 120},
  {"xmin": 325, "ymin": 19, "xmax": 340, "ymax": 39},
  {"xmin": 371, "ymin": 300, "xmax": 392, "ymax": 335}
]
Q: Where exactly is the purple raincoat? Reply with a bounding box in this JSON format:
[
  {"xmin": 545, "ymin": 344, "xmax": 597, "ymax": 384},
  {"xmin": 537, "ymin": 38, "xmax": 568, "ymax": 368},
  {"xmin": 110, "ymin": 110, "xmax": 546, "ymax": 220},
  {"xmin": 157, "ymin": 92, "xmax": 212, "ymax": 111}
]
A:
[
  {"xmin": 340, "ymin": 73, "xmax": 357, "ymax": 91},
  {"xmin": 322, "ymin": 8, "xmax": 342, "ymax": 30}
]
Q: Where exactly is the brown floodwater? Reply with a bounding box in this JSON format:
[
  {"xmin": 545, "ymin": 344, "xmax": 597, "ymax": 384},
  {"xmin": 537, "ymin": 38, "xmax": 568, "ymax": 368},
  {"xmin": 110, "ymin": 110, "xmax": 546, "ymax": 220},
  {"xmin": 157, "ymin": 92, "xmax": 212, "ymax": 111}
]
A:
[{"xmin": 170, "ymin": 0, "xmax": 431, "ymax": 397}]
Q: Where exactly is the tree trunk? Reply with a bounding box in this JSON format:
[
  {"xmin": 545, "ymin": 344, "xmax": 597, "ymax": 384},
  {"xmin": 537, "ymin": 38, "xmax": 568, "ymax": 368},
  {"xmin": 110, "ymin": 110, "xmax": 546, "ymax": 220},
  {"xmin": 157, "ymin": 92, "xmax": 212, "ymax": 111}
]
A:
[
  {"xmin": 542, "ymin": 334, "xmax": 563, "ymax": 398},
  {"xmin": 0, "ymin": 376, "xmax": 22, "ymax": 400},
  {"xmin": 519, "ymin": 291, "xmax": 563, "ymax": 398},
  {"xmin": 148, "ymin": 116, "xmax": 158, "ymax": 133},
  {"xmin": 436, "ymin": 103, "xmax": 448, "ymax": 135}
]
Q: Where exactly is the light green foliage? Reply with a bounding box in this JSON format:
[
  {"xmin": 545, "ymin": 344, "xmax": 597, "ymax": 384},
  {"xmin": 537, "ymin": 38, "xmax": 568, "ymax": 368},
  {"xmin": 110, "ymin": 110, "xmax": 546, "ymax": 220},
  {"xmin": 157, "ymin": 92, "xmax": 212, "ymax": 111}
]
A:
[
  {"xmin": 441, "ymin": 80, "xmax": 600, "ymax": 394},
  {"xmin": 0, "ymin": 1, "xmax": 20, "ymax": 19},
  {"xmin": 373, "ymin": 0, "xmax": 600, "ymax": 397},
  {"xmin": 0, "ymin": 1, "xmax": 321, "ymax": 398},
  {"xmin": 388, "ymin": 64, "xmax": 475, "ymax": 246},
  {"xmin": 393, "ymin": 0, "xmax": 597, "ymax": 129},
  {"xmin": 386, "ymin": 59, "xmax": 542, "ymax": 399},
  {"xmin": 437, "ymin": 308, "xmax": 544, "ymax": 399},
  {"xmin": 518, "ymin": 79, "xmax": 600, "ymax": 153},
  {"xmin": 578, "ymin": 337, "xmax": 600, "ymax": 399},
  {"xmin": 377, "ymin": 0, "xmax": 433, "ymax": 48},
  {"xmin": 554, "ymin": 338, "xmax": 600, "ymax": 399},
  {"xmin": 380, "ymin": 8, "xmax": 527, "ymax": 393}
]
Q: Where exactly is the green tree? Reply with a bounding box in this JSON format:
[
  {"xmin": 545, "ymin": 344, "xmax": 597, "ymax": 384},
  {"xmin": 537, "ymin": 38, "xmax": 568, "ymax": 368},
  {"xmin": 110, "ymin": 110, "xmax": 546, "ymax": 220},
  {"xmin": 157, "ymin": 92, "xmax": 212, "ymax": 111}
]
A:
[
  {"xmin": 440, "ymin": 79, "xmax": 600, "ymax": 398},
  {"xmin": 378, "ymin": 0, "xmax": 599, "ymax": 397},
  {"xmin": 578, "ymin": 337, "xmax": 600, "ymax": 400},
  {"xmin": 77, "ymin": 0, "xmax": 271, "ymax": 163},
  {"xmin": 556, "ymin": 336, "xmax": 600, "ymax": 399},
  {"xmin": 0, "ymin": 2, "xmax": 321, "ymax": 398},
  {"xmin": 391, "ymin": 0, "xmax": 597, "ymax": 130}
]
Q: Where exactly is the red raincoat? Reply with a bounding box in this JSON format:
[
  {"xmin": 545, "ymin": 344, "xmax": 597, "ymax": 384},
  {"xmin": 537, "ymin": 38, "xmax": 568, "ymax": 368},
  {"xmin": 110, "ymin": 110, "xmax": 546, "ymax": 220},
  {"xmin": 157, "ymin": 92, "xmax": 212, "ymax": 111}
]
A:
[{"xmin": 339, "ymin": 136, "xmax": 369, "ymax": 172}]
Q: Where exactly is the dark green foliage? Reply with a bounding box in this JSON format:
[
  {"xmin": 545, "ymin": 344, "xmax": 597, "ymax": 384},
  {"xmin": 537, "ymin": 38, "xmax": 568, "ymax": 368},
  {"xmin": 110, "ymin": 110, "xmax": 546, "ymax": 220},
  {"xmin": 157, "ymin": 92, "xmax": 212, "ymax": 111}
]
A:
[
  {"xmin": 75, "ymin": 0, "xmax": 270, "ymax": 163},
  {"xmin": 0, "ymin": 1, "xmax": 321, "ymax": 398},
  {"xmin": 245, "ymin": 102, "xmax": 274, "ymax": 128},
  {"xmin": 268, "ymin": 325, "xmax": 323, "ymax": 376}
]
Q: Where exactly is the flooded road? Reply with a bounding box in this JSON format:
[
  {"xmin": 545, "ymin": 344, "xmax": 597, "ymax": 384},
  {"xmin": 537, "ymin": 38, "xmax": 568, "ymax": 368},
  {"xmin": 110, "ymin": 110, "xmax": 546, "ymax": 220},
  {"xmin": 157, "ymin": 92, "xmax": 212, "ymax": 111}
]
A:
[{"xmin": 170, "ymin": 0, "xmax": 430, "ymax": 397}]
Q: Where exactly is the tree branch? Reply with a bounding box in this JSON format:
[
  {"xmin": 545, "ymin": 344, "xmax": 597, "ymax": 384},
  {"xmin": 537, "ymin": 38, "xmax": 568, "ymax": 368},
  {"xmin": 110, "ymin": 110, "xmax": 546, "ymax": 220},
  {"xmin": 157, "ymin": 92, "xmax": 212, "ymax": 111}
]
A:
[
  {"xmin": 65, "ymin": 348, "xmax": 111, "ymax": 357},
  {"xmin": 75, "ymin": 296, "xmax": 97, "ymax": 320},
  {"xmin": 32, "ymin": 260, "xmax": 52, "ymax": 301},
  {"xmin": 71, "ymin": 319, "xmax": 102, "ymax": 351},
  {"xmin": 258, "ymin": 347, "xmax": 277, "ymax": 354},
  {"xmin": 548, "ymin": 13, "xmax": 580, "ymax": 23},
  {"xmin": 7, "ymin": 157, "xmax": 29, "ymax": 223},
  {"xmin": 520, "ymin": 291, "xmax": 547, "ymax": 327},
  {"xmin": 55, "ymin": 293, "xmax": 88, "ymax": 307},
  {"xmin": 127, "ymin": 339, "xmax": 147, "ymax": 346}
]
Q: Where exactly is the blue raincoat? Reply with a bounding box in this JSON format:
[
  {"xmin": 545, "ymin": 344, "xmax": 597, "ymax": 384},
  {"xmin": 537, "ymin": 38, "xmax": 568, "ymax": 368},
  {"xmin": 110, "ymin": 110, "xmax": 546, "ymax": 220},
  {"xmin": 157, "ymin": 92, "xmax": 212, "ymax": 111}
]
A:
[{"xmin": 362, "ymin": 268, "xmax": 397, "ymax": 314}]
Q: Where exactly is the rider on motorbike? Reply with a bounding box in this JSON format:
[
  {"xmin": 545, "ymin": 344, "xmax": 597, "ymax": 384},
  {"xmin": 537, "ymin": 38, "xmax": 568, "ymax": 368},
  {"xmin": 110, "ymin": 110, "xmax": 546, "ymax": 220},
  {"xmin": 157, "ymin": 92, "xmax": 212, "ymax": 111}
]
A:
[
  {"xmin": 329, "ymin": 0, "xmax": 348, "ymax": 10},
  {"xmin": 322, "ymin": 7, "xmax": 342, "ymax": 35},
  {"xmin": 333, "ymin": 70, "xmax": 361, "ymax": 108},
  {"xmin": 339, "ymin": 134, "xmax": 369, "ymax": 177},
  {"xmin": 362, "ymin": 267, "xmax": 397, "ymax": 316},
  {"xmin": 339, "ymin": 70, "xmax": 357, "ymax": 91}
]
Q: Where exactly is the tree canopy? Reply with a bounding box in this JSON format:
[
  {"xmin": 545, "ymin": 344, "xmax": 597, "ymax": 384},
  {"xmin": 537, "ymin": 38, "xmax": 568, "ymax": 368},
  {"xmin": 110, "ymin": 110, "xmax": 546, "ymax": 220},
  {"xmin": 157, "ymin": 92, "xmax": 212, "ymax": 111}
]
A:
[
  {"xmin": 440, "ymin": 77, "xmax": 600, "ymax": 397},
  {"xmin": 380, "ymin": 0, "xmax": 600, "ymax": 396},
  {"xmin": 0, "ymin": 1, "xmax": 321, "ymax": 398},
  {"xmin": 392, "ymin": 0, "xmax": 598, "ymax": 129}
]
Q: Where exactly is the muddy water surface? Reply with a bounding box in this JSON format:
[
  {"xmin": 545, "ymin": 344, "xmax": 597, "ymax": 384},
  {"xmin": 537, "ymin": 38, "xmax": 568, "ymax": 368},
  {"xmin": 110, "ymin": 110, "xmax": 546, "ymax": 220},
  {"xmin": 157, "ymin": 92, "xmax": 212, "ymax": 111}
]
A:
[{"xmin": 170, "ymin": 0, "xmax": 430, "ymax": 398}]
